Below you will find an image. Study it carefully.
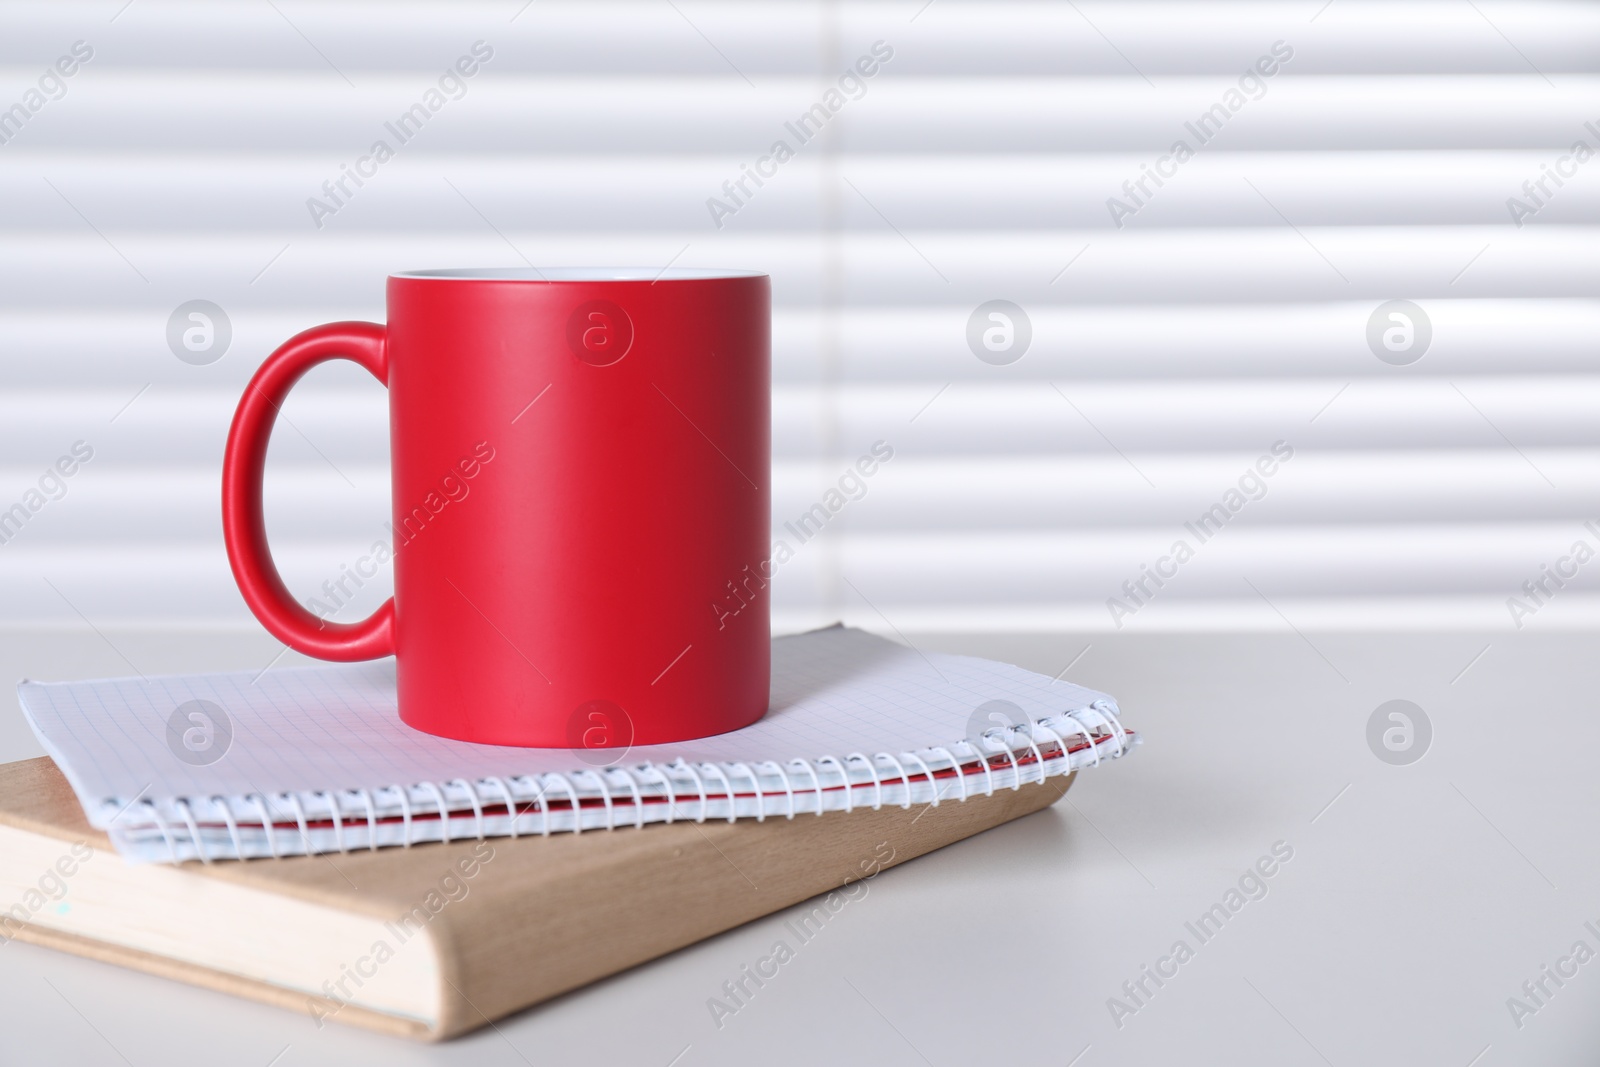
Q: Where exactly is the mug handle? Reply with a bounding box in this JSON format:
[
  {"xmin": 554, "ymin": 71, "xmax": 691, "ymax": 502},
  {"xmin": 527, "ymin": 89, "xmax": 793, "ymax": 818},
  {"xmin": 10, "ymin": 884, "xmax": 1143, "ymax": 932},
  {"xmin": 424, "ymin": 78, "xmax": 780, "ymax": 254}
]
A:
[{"xmin": 222, "ymin": 321, "xmax": 396, "ymax": 661}]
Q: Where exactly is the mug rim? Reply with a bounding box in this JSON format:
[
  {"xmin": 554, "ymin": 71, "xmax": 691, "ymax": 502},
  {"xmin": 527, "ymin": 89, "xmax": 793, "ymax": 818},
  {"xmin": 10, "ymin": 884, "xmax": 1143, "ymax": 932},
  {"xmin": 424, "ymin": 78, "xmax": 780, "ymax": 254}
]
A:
[{"xmin": 390, "ymin": 267, "xmax": 767, "ymax": 282}]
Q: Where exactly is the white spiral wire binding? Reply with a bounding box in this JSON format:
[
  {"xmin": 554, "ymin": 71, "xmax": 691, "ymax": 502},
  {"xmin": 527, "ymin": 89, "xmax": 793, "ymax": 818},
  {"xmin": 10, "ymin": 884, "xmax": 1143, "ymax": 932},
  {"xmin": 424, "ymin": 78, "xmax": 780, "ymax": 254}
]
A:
[
  {"xmin": 614, "ymin": 767, "xmax": 646, "ymax": 830},
  {"xmin": 545, "ymin": 772, "xmax": 581, "ymax": 834},
  {"xmin": 901, "ymin": 750, "xmax": 938, "ymax": 807},
  {"xmin": 134, "ymin": 698, "xmax": 1130, "ymax": 861},
  {"xmin": 533, "ymin": 775, "xmax": 554, "ymax": 834},
  {"xmin": 550, "ymin": 771, "xmax": 582, "ymax": 838},
  {"xmin": 1073, "ymin": 710, "xmax": 1103, "ymax": 767},
  {"xmin": 250, "ymin": 794, "xmax": 279, "ymax": 859},
  {"xmin": 417, "ymin": 781, "xmax": 451, "ymax": 844},
  {"xmin": 729, "ymin": 761, "xmax": 762, "ymax": 822},
  {"xmin": 392, "ymin": 784, "xmax": 414, "ymax": 847},
  {"xmin": 934, "ymin": 748, "xmax": 972, "ymax": 806},
  {"xmin": 514, "ymin": 776, "xmax": 539, "ymax": 837},
  {"xmin": 451, "ymin": 778, "xmax": 487, "ymax": 840},
  {"xmin": 1054, "ymin": 717, "xmax": 1086, "ymax": 762},
  {"xmin": 847, "ymin": 753, "xmax": 884, "ymax": 810},
  {"xmin": 521, "ymin": 776, "xmax": 544, "ymax": 837},
  {"xmin": 815, "ymin": 755, "xmax": 849, "ymax": 813},
  {"xmin": 921, "ymin": 751, "xmax": 953, "ymax": 799},
  {"xmin": 144, "ymin": 800, "xmax": 179, "ymax": 864},
  {"xmin": 578, "ymin": 770, "xmax": 614, "ymax": 829},
  {"xmin": 529, "ymin": 774, "xmax": 560, "ymax": 833},
  {"xmin": 966, "ymin": 739, "xmax": 992, "ymax": 796},
  {"xmin": 1081, "ymin": 710, "xmax": 1107, "ymax": 767},
  {"xmin": 789, "ymin": 758, "xmax": 824, "ymax": 815},
  {"xmin": 676, "ymin": 761, "xmax": 710, "ymax": 823},
  {"xmin": 1029, "ymin": 720, "xmax": 1070, "ymax": 781},
  {"xmin": 700, "ymin": 763, "xmax": 737, "ymax": 823},
  {"xmin": 501, "ymin": 776, "xmax": 531, "ymax": 836},
  {"xmin": 212, "ymin": 796, "xmax": 245, "ymax": 859},
  {"xmin": 762, "ymin": 759, "xmax": 796, "ymax": 819},
  {"xmin": 989, "ymin": 727, "xmax": 1030, "ymax": 785},
  {"xmin": 875, "ymin": 752, "xmax": 913, "ymax": 810},
  {"xmin": 518, "ymin": 775, "xmax": 550, "ymax": 837},
  {"xmin": 1015, "ymin": 725, "xmax": 1047, "ymax": 785},
  {"xmin": 1098, "ymin": 706, "xmax": 1124, "ymax": 753},
  {"xmin": 287, "ymin": 793, "xmax": 314, "ymax": 856},
  {"xmin": 871, "ymin": 753, "xmax": 893, "ymax": 809},
  {"xmin": 1056, "ymin": 713, "xmax": 1098, "ymax": 766},
  {"xmin": 174, "ymin": 798, "xmax": 208, "ymax": 864},
  {"xmin": 483, "ymin": 776, "xmax": 519, "ymax": 839},
  {"xmin": 649, "ymin": 764, "xmax": 679, "ymax": 824},
  {"xmin": 1075, "ymin": 703, "xmax": 1100, "ymax": 755},
  {"xmin": 595, "ymin": 771, "xmax": 616, "ymax": 829},
  {"xmin": 1088, "ymin": 700, "xmax": 1129, "ymax": 755},
  {"xmin": 989, "ymin": 733, "xmax": 1022, "ymax": 791},
  {"xmin": 356, "ymin": 788, "xmax": 379, "ymax": 850},
  {"xmin": 319, "ymin": 792, "xmax": 346, "ymax": 853}
]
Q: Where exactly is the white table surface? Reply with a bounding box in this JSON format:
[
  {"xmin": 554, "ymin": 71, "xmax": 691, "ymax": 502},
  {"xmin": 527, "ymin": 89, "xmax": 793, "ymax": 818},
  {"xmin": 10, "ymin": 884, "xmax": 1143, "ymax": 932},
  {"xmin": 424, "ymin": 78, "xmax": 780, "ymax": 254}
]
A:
[{"xmin": 1, "ymin": 626, "xmax": 1595, "ymax": 1066}]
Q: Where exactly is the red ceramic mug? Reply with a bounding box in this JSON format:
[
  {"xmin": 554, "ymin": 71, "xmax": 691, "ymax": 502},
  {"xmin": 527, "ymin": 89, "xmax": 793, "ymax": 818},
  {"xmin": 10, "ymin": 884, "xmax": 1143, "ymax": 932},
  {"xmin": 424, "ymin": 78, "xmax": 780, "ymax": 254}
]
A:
[{"xmin": 222, "ymin": 268, "xmax": 770, "ymax": 747}]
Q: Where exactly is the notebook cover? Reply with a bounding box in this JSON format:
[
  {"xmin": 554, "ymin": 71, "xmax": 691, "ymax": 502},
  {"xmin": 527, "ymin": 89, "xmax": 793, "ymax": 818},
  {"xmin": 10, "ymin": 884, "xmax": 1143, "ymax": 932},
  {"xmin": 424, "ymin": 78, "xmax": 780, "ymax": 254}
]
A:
[{"xmin": 0, "ymin": 756, "xmax": 1073, "ymax": 1040}]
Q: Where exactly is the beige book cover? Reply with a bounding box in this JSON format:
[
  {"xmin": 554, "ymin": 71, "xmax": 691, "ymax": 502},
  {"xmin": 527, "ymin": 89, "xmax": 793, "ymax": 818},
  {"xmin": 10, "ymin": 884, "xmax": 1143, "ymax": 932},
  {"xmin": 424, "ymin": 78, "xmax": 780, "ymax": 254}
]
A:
[{"xmin": 0, "ymin": 755, "xmax": 1073, "ymax": 1040}]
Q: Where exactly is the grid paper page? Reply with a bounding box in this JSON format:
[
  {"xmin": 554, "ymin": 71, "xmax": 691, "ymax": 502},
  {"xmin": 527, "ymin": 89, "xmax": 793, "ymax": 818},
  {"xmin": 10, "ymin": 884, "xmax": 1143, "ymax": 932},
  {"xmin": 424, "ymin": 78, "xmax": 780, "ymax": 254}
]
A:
[{"xmin": 18, "ymin": 627, "xmax": 1130, "ymax": 860}]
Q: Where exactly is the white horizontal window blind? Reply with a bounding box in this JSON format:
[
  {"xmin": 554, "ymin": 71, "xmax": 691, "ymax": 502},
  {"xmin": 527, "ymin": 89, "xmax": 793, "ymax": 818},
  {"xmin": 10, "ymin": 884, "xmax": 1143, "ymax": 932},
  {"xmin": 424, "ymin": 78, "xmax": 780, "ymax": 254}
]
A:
[{"xmin": 0, "ymin": 1, "xmax": 1596, "ymax": 632}]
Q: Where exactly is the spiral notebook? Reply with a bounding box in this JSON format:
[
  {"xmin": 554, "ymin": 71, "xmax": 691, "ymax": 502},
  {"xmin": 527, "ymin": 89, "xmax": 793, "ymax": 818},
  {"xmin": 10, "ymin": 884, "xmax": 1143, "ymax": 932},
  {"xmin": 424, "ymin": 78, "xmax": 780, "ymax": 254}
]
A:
[{"xmin": 17, "ymin": 626, "xmax": 1135, "ymax": 864}]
